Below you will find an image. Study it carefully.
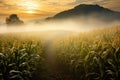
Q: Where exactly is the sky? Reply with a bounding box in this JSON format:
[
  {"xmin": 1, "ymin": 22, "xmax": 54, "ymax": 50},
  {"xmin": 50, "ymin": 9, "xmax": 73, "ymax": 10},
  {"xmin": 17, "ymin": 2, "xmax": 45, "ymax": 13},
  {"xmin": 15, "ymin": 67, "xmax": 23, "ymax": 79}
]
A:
[{"xmin": 0, "ymin": 0, "xmax": 120, "ymax": 22}]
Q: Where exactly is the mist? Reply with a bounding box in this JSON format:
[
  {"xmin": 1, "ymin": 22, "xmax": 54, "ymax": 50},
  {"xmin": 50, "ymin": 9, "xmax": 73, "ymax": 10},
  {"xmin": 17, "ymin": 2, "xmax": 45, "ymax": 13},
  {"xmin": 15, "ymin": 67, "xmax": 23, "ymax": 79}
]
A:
[{"xmin": 0, "ymin": 17, "xmax": 120, "ymax": 34}]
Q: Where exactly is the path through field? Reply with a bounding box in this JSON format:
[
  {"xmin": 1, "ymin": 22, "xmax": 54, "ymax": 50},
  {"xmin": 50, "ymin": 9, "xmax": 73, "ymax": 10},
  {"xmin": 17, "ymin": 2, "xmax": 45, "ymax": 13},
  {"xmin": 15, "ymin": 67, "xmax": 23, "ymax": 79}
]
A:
[{"xmin": 43, "ymin": 31, "xmax": 77, "ymax": 80}]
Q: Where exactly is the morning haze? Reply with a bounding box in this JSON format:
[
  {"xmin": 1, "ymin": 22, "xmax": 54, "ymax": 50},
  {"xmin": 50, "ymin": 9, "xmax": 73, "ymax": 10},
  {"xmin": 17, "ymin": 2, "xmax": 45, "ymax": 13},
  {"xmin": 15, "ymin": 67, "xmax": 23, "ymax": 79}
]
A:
[{"xmin": 0, "ymin": 1, "xmax": 120, "ymax": 80}]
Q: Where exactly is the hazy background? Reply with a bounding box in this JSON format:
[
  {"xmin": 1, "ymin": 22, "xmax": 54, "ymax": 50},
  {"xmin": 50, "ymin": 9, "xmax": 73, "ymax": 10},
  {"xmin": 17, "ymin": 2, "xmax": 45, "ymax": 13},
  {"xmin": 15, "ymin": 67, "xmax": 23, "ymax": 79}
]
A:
[
  {"xmin": 0, "ymin": 0, "xmax": 120, "ymax": 34},
  {"xmin": 0, "ymin": 0, "xmax": 120, "ymax": 22}
]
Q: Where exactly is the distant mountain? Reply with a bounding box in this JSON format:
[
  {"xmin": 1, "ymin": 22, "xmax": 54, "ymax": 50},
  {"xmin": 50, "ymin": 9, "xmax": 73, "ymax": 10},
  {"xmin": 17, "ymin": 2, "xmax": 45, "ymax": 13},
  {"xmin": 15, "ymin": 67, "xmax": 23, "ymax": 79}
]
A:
[{"xmin": 46, "ymin": 4, "xmax": 120, "ymax": 21}]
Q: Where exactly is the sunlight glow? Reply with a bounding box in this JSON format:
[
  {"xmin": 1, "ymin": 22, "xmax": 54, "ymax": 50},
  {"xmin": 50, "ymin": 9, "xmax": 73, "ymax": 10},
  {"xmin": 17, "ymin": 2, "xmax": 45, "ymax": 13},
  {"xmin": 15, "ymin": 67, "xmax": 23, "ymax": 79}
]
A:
[
  {"xmin": 26, "ymin": 10, "xmax": 36, "ymax": 14},
  {"xmin": 19, "ymin": 1, "xmax": 40, "ymax": 14}
]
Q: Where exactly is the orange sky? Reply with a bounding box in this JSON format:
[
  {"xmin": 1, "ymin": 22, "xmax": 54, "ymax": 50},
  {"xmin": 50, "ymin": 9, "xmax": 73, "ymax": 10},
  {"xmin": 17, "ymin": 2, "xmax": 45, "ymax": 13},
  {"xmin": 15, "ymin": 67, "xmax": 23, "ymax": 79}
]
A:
[{"xmin": 0, "ymin": 0, "xmax": 120, "ymax": 22}]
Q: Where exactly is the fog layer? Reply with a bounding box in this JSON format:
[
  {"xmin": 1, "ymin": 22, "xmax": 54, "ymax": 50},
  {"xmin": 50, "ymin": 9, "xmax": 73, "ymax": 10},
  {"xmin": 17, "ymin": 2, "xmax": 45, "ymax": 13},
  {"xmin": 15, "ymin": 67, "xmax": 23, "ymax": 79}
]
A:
[{"xmin": 0, "ymin": 17, "xmax": 119, "ymax": 33}]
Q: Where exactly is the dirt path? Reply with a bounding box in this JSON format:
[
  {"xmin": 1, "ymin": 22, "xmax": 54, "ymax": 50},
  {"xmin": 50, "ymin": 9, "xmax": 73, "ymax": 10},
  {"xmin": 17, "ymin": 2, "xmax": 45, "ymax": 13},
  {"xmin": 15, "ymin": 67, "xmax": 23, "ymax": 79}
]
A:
[{"xmin": 43, "ymin": 31, "xmax": 77, "ymax": 80}]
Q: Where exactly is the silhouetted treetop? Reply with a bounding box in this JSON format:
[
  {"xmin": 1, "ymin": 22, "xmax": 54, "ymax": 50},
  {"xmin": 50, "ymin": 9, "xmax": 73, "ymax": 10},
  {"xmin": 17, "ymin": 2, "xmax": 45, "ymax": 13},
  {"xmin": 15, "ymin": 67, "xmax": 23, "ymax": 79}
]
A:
[{"xmin": 6, "ymin": 14, "xmax": 24, "ymax": 26}]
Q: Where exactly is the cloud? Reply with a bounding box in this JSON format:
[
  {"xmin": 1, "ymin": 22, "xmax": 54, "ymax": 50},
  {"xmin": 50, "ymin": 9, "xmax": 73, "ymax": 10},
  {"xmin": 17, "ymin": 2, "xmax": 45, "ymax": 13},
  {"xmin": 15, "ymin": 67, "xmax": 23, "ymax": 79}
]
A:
[
  {"xmin": 101, "ymin": 0, "xmax": 120, "ymax": 11},
  {"xmin": 0, "ymin": 0, "xmax": 18, "ymax": 11},
  {"xmin": 0, "ymin": 0, "xmax": 75, "ymax": 13},
  {"xmin": 40, "ymin": 0, "xmax": 75, "ymax": 5},
  {"xmin": 69, "ymin": 0, "xmax": 111, "ymax": 5}
]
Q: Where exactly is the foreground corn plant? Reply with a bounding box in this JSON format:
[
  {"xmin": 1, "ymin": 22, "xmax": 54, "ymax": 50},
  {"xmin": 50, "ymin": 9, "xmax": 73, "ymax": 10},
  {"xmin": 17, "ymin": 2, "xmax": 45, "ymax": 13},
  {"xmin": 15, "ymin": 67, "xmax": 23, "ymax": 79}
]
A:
[
  {"xmin": 54, "ymin": 26, "xmax": 120, "ymax": 80},
  {"xmin": 0, "ymin": 38, "xmax": 45, "ymax": 80},
  {"xmin": 0, "ymin": 26, "xmax": 120, "ymax": 80}
]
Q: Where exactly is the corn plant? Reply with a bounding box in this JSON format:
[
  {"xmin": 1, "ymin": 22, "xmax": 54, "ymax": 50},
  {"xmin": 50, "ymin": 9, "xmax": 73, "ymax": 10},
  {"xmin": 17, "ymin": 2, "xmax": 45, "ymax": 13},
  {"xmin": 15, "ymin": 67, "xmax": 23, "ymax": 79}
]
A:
[
  {"xmin": 0, "ymin": 37, "xmax": 45, "ymax": 80},
  {"xmin": 0, "ymin": 26, "xmax": 120, "ymax": 80}
]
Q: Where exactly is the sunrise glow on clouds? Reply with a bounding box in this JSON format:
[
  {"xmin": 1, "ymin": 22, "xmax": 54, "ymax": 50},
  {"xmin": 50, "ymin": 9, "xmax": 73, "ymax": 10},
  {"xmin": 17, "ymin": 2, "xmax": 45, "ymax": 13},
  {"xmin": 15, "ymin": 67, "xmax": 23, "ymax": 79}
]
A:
[{"xmin": 0, "ymin": 0, "xmax": 120, "ymax": 21}]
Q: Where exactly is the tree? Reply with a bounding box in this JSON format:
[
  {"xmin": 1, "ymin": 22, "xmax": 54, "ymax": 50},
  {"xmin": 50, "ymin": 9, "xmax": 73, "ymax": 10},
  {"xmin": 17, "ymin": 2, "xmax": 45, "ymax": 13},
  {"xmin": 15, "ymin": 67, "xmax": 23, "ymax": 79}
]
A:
[{"xmin": 6, "ymin": 14, "xmax": 24, "ymax": 26}]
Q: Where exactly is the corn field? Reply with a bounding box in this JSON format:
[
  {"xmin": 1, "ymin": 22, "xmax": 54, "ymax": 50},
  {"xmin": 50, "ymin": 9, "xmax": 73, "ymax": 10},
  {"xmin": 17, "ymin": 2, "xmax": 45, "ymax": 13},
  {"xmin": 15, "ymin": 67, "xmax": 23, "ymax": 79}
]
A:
[{"xmin": 0, "ymin": 26, "xmax": 120, "ymax": 80}]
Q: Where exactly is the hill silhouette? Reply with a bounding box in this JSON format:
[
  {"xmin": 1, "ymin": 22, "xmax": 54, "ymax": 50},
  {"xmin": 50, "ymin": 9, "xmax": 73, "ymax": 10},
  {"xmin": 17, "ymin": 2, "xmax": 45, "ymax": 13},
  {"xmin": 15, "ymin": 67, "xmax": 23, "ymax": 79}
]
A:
[{"xmin": 46, "ymin": 4, "xmax": 120, "ymax": 21}]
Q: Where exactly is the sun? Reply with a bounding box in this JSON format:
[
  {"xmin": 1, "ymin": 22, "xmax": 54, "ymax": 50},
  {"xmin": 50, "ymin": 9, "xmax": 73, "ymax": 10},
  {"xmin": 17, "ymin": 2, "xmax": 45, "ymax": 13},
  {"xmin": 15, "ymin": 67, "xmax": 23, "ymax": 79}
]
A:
[
  {"xmin": 19, "ymin": 1, "xmax": 40, "ymax": 14},
  {"xmin": 26, "ymin": 10, "xmax": 36, "ymax": 14}
]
